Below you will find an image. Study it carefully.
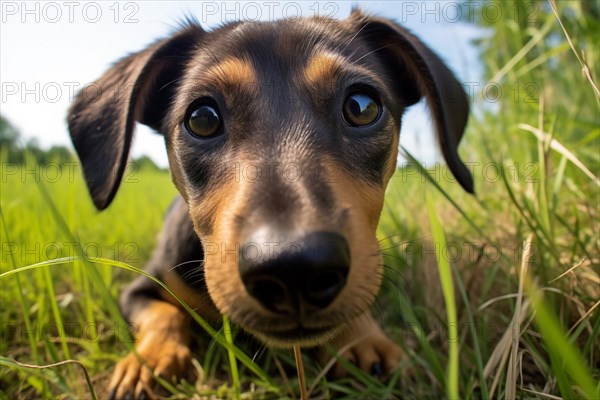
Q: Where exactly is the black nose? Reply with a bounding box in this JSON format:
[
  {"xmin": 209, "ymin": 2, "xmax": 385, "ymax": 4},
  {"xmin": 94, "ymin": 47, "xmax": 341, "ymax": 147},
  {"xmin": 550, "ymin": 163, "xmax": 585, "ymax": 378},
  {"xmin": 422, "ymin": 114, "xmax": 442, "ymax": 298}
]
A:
[{"xmin": 239, "ymin": 231, "xmax": 350, "ymax": 317}]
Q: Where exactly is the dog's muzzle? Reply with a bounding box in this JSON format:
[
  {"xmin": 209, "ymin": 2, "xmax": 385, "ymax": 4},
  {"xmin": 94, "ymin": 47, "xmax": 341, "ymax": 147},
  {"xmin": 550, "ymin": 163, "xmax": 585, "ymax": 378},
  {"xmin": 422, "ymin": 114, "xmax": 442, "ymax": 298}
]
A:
[{"xmin": 238, "ymin": 231, "xmax": 350, "ymax": 319}]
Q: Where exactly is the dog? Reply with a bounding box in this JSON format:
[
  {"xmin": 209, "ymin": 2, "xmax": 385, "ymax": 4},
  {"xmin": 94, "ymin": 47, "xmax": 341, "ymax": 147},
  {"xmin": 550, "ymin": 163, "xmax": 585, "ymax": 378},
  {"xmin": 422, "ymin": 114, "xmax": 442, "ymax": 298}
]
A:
[{"xmin": 68, "ymin": 9, "xmax": 473, "ymax": 399}]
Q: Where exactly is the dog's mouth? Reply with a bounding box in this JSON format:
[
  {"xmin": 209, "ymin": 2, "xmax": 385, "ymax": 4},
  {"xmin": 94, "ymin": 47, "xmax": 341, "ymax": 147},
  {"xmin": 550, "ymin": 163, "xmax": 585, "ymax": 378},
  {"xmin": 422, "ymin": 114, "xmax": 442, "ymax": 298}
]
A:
[{"xmin": 243, "ymin": 322, "xmax": 340, "ymax": 347}]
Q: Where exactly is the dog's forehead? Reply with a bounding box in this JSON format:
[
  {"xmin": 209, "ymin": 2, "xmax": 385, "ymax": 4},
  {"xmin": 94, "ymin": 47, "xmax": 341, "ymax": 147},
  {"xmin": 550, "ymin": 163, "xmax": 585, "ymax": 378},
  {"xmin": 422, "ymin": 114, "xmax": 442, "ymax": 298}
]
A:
[
  {"xmin": 207, "ymin": 17, "xmax": 351, "ymax": 62},
  {"xmin": 180, "ymin": 17, "xmax": 373, "ymax": 89}
]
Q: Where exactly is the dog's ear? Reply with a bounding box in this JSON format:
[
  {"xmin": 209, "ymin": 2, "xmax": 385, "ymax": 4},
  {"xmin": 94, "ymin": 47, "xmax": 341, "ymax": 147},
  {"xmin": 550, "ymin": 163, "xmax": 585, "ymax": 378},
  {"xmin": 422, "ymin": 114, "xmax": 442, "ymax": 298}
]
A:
[
  {"xmin": 68, "ymin": 24, "xmax": 204, "ymax": 210},
  {"xmin": 348, "ymin": 11, "xmax": 474, "ymax": 193}
]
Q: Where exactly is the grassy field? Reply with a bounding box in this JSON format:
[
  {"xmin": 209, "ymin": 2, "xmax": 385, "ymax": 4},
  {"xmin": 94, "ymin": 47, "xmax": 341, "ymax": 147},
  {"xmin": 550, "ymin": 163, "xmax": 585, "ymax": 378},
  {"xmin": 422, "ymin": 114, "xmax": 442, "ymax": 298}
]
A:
[{"xmin": 1, "ymin": 1, "xmax": 599, "ymax": 399}]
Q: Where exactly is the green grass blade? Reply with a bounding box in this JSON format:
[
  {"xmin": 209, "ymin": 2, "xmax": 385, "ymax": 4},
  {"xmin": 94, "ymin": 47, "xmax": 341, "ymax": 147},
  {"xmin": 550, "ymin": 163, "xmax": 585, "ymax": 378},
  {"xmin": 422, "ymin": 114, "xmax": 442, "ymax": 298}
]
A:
[
  {"xmin": 453, "ymin": 267, "xmax": 489, "ymax": 400},
  {"xmin": 35, "ymin": 180, "xmax": 132, "ymax": 343},
  {"xmin": 525, "ymin": 277, "xmax": 598, "ymax": 398},
  {"xmin": 391, "ymin": 291, "xmax": 446, "ymax": 385},
  {"xmin": 402, "ymin": 149, "xmax": 487, "ymax": 241},
  {"xmin": 223, "ymin": 316, "xmax": 241, "ymax": 399},
  {"xmin": 426, "ymin": 191, "xmax": 459, "ymax": 400},
  {"xmin": 41, "ymin": 264, "xmax": 72, "ymax": 361},
  {"xmin": 0, "ymin": 207, "xmax": 49, "ymax": 395}
]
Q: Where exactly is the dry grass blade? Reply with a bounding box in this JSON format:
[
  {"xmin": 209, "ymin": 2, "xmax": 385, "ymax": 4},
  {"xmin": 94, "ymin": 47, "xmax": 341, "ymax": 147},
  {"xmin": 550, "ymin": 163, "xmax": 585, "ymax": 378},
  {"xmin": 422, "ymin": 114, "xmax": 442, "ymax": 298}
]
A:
[
  {"xmin": 521, "ymin": 388, "xmax": 563, "ymax": 399},
  {"xmin": 272, "ymin": 354, "xmax": 295, "ymax": 400},
  {"xmin": 519, "ymin": 123, "xmax": 600, "ymax": 186},
  {"xmin": 294, "ymin": 345, "xmax": 308, "ymax": 400},
  {"xmin": 488, "ymin": 15, "xmax": 554, "ymax": 84},
  {"xmin": 486, "ymin": 303, "xmax": 534, "ymax": 399},
  {"xmin": 485, "ymin": 235, "xmax": 535, "ymax": 398},
  {"xmin": 548, "ymin": 258, "xmax": 586, "ymax": 284},
  {"xmin": 548, "ymin": 0, "xmax": 600, "ymax": 98},
  {"xmin": 1, "ymin": 358, "xmax": 97, "ymax": 400},
  {"xmin": 505, "ymin": 233, "xmax": 534, "ymax": 400},
  {"xmin": 566, "ymin": 300, "xmax": 600, "ymax": 336}
]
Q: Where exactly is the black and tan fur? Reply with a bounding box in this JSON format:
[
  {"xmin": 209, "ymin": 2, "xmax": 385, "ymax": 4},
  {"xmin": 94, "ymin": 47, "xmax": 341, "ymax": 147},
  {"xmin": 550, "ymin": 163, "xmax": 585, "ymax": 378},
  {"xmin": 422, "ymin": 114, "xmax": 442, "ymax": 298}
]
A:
[{"xmin": 68, "ymin": 10, "xmax": 473, "ymax": 399}]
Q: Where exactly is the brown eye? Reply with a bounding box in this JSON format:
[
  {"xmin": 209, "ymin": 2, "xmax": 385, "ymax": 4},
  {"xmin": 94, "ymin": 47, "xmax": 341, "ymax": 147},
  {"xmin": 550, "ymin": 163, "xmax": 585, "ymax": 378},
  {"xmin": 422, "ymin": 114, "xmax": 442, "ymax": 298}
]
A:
[
  {"xmin": 342, "ymin": 92, "xmax": 381, "ymax": 127},
  {"xmin": 186, "ymin": 102, "xmax": 222, "ymax": 138}
]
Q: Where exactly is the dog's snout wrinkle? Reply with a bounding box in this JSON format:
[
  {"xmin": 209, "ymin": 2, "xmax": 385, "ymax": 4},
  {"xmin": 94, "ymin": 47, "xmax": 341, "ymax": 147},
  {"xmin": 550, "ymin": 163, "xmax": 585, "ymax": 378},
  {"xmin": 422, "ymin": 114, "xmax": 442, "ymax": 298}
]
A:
[{"xmin": 239, "ymin": 231, "xmax": 350, "ymax": 318}]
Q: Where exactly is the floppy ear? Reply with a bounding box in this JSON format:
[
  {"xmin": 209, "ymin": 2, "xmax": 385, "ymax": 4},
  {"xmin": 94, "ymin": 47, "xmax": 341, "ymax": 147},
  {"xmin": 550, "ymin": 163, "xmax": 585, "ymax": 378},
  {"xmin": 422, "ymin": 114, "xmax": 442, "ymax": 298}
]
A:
[
  {"xmin": 348, "ymin": 11, "xmax": 474, "ymax": 193},
  {"xmin": 68, "ymin": 23, "xmax": 204, "ymax": 210}
]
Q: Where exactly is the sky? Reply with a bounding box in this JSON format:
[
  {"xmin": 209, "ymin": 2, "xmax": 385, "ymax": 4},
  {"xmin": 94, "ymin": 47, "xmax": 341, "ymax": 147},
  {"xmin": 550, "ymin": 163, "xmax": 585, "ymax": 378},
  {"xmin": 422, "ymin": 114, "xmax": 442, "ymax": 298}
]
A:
[{"xmin": 1, "ymin": 1, "xmax": 485, "ymax": 167}]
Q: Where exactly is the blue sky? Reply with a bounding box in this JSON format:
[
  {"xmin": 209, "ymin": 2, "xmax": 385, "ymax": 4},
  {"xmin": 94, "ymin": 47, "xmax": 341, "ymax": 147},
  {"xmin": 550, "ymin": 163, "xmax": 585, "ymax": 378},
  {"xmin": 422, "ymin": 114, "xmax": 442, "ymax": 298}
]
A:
[{"xmin": 1, "ymin": 1, "xmax": 485, "ymax": 166}]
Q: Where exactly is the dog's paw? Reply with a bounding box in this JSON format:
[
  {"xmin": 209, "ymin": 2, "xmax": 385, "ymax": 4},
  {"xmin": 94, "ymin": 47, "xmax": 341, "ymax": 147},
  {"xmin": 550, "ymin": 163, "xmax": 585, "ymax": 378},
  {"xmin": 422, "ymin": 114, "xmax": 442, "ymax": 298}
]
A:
[
  {"xmin": 108, "ymin": 339, "xmax": 192, "ymax": 400},
  {"xmin": 327, "ymin": 312, "xmax": 403, "ymax": 378},
  {"xmin": 331, "ymin": 329, "xmax": 403, "ymax": 378}
]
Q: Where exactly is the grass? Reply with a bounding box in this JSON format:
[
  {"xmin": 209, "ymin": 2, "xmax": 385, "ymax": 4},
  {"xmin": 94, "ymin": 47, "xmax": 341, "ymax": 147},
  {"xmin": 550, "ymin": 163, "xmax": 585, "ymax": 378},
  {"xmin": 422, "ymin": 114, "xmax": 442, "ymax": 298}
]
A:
[
  {"xmin": 425, "ymin": 192, "xmax": 459, "ymax": 400},
  {"xmin": 1, "ymin": 1, "xmax": 599, "ymax": 398}
]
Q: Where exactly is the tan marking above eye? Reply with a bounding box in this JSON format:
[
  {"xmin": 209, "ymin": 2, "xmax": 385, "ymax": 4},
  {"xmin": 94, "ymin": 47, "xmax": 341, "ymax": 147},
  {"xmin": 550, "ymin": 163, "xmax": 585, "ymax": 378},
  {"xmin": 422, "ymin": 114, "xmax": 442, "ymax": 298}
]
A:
[
  {"xmin": 205, "ymin": 57, "xmax": 256, "ymax": 88},
  {"xmin": 303, "ymin": 51, "xmax": 343, "ymax": 86}
]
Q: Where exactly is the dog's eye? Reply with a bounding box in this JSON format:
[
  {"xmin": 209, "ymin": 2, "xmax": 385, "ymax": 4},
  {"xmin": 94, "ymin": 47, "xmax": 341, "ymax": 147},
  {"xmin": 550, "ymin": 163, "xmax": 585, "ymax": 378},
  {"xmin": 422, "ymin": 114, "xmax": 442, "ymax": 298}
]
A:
[
  {"xmin": 185, "ymin": 102, "xmax": 222, "ymax": 138},
  {"xmin": 342, "ymin": 92, "xmax": 381, "ymax": 127}
]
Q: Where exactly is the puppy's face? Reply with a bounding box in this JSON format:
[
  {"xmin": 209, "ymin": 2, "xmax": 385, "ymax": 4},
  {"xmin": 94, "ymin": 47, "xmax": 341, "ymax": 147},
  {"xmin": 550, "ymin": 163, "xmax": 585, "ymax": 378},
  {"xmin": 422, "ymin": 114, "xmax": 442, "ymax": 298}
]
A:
[
  {"xmin": 68, "ymin": 11, "xmax": 472, "ymax": 347},
  {"xmin": 164, "ymin": 18, "xmax": 405, "ymax": 345}
]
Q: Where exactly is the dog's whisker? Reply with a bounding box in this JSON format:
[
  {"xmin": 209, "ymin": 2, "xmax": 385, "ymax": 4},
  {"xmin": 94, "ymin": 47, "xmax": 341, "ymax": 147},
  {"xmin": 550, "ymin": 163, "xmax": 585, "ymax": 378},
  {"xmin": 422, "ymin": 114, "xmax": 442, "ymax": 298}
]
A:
[
  {"xmin": 167, "ymin": 259, "xmax": 204, "ymax": 273},
  {"xmin": 251, "ymin": 344, "xmax": 267, "ymax": 363},
  {"xmin": 380, "ymin": 252, "xmax": 407, "ymax": 266},
  {"xmin": 377, "ymin": 240, "xmax": 423, "ymax": 252},
  {"xmin": 159, "ymin": 75, "xmax": 188, "ymax": 93},
  {"xmin": 377, "ymin": 233, "xmax": 425, "ymax": 245},
  {"xmin": 341, "ymin": 18, "xmax": 371, "ymax": 52},
  {"xmin": 378, "ymin": 272, "xmax": 405, "ymax": 295},
  {"xmin": 353, "ymin": 41, "xmax": 402, "ymax": 63},
  {"xmin": 381, "ymin": 264, "xmax": 408, "ymax": 282},
  {"xmin": 178, "ymin": 268, "xmax": 203, "ymax": 280},
  {"xmin": 185, "ymin": 278, "xmax": 206, "ymax": 288}
]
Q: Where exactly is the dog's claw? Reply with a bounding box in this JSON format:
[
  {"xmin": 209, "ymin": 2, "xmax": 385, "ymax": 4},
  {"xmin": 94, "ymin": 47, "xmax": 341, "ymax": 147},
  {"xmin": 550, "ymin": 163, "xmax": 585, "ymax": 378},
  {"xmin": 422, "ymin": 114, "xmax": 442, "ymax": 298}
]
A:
[{"xmin": 371, "ymin": 362, "xmax": 383, "ymax": 376}]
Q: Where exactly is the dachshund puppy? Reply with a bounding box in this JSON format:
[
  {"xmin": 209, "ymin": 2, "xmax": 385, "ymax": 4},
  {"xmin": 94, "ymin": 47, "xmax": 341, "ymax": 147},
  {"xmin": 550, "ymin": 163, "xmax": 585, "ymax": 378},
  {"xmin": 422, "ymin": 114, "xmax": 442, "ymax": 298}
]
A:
[{"xmin": 68, "ymin": 9, "xmax": 472, "ymax": 399}]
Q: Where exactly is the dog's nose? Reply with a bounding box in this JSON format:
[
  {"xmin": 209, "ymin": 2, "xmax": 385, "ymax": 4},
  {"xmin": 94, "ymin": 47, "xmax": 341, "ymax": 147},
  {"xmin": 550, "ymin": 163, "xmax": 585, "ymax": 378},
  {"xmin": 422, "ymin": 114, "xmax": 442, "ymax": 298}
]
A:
[{"xmin": 239, "ymin": 231, "xmax": 350, "ymax": 317}]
